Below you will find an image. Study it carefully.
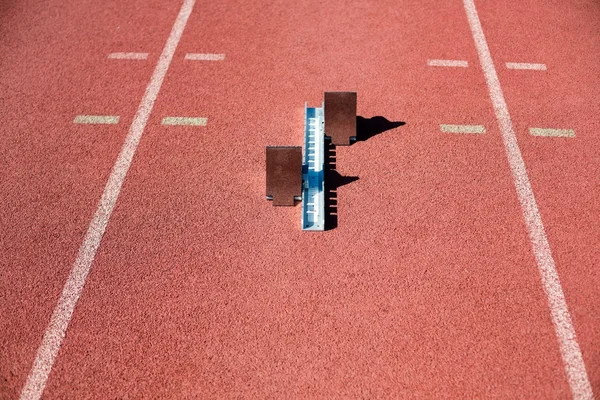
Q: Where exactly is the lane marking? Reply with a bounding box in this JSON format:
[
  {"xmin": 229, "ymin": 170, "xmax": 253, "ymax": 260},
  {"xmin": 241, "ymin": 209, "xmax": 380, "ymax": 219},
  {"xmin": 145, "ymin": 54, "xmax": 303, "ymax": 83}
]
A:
[
  {"xmin": 506, "ymin": 62, "xmax": 547, "ymax": 71},
  {"xmin": 73, "ymin": 115, "xmax": 119, "ymax": 124},
  {"xmin": 107, "ymin": 52, "xmax": 149, "ymax": 60},
  {"xmin": 440, "ymin": 124, "xmax": 485, "ymax": 134},
  {"xmin": 19, "ymin": 1, "xmax": 196, "ymax": 399},
  {"xmin": 463, "ymin": 1, "xmax": 594, "ymax": 399},
  {"xmin": 162, "ymin": 116, "xmax": 207, "ymax": 126},
  {"xmin": 530, "ymin": 128, "xmax": 575, "ymax": 138},
  {"xmin": 427, "ymin": 59, "xmax": 469, "ymax": 67},
  {"xmin": 184, "ymin": 53, "xmax": 225, "ymax": 61}
]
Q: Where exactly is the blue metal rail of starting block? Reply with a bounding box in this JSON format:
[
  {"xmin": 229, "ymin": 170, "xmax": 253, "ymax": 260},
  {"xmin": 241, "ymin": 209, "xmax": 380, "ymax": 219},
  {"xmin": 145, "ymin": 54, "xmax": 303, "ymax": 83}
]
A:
[{"xmin": 301, "ymin": 103, "xmax": 325, "ymax": 231}]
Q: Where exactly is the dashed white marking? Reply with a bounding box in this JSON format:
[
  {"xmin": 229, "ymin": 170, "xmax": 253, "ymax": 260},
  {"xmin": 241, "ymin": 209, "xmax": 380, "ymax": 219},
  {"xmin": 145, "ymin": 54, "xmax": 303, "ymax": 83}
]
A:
[
  {"xmin": 427, "ymin": 59, "xmax": 469, "ymax": 67},
  {"xmin": 530, "ymin": 128, "xmax": 575, "ymax": 138},
  {"xmin": 162, "ymin": 116, "xmax": 207, "ymax": 126},
  {"xmin": 506, "ymin": 62, "xmax": 547, "ymax": 71},
  {"xmin": 73, "ymin": 115, "xmax": 120, "ymax": 124},
  {"xmin": 19, "ymin": 1, "xmax": 196, "ymax": 400},
  {"xmin": 463, "ymin": 1, "xmax": 593, "ymax": 399},
  {"xmin": 108, "ymin": 52, "xmax": 149, "ymax": 60},
  {"xmin": 185, "ymin": 53, "xmax": 225, "ymax": 61},
  {"xmin": 440, "ymin": 124, "xmax": 485, "ymax": 134}
]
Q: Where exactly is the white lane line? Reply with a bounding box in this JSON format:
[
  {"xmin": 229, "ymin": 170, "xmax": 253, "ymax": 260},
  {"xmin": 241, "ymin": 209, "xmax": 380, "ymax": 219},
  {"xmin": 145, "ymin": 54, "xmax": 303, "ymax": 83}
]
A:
[
  {"xmin": 530, "ymin": 128, "xmax": 575, "ymax": 138},
  {"xmin": 463, "ymin": 1, "xmax": 594, "ymax": 399},
  {"xmin": 108, "ymin": 52, "xmax": 149, "ymax": 60},
  {"xmin": 162, "ymin": 116, "xmax": 207, "ymax": 126},
  {"xmin": 427, "ymin": 59, "xmax": 469, "ymax": 67},
  {"xmin": 19, "ymin": 1, "xmax": 196, "ymax": 400},
  {"xmin": 73, "ymin": 115, "xmax": 120, "ymax": 124},
  {"xmin": 184, "ymin": 53, "xmax": 225, "ymax": 61},
  {"xmin": 506, "ymin": 62, "xmax": 547, "ymax": 71},
  {"xmin": 440, "ymin": 124, "xmax": 485, "ymax": 134}
]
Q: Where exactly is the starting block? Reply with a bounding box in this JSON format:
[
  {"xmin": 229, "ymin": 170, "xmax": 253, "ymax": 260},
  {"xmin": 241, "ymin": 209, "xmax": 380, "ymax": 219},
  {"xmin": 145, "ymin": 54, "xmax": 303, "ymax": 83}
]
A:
[
  {"xmin": 266, "ymin": 146, "xmax": 302, "ymax": 206},
  {"xmin": 325, "ymin": 91, "xmax": 357, "ymax": 146},
  {"xmin": 266, "ymin": 92, "xmax": 357, "ymax": 231}
]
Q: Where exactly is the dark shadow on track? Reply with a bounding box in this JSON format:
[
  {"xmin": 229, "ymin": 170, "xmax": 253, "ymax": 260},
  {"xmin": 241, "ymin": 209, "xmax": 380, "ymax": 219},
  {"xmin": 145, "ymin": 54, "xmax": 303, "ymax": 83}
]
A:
[
  {"xmin": 354, "ymin": 116, "xmax": 405, "ymax": 143},
  {"xmin": 325, "ymin": 143, "xmax": 359, "ymax": 230},
  {"xmin": 326, "ymin": 115, "xmax": 405, "ymax": 230}
]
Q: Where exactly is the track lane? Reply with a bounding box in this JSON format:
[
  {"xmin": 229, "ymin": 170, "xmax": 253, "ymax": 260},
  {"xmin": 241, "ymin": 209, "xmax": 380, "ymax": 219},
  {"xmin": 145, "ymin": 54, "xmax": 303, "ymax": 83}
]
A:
[
  {"xmin": 475, "ymin": 0, "xmax": 600, "ymax": 395},
  {"xmin": 40, "ymin": 0, "xmax": 575, "ymax": 397},
  {"xmin": 0, "ymin": 0, "xmax": 180, "ymax": 398}
]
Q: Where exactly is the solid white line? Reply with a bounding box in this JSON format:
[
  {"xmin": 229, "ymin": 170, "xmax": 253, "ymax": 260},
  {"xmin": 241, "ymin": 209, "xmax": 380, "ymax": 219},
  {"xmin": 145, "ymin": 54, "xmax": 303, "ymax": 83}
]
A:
[
  {"xmin": 73, "ymin": 115, "xmax": 120, "ymax": 124},
  {"xmin": 440, "ymin": 124, "xmax": 485, "ymax": 134},
  {"xmin": 427, "ymin": 59, "xmax": 469, "ymax": 67},
  {"xmin": 506, "ymin": 62, "xmax": 547, "ymax": 71},
  {"xmin": 19, "ymin": 1, "xmax": 196, "ymax": 399},
  {"xmin": 162, "ymin": 116, "xmax": 207, "ymax": 126},
  {"xmin": 530, "ymin": 128, "xmax": 575, "ymax": 138},
  {"xmin": 463, "ymin": 1, "xmax": 594, "ymax": 399},
  {"xmin": 185, "ymin": 53, "xmax": 225, "ymax": 61},
  {"xmin": 108, "ymin": 52, "xmax": 149, "ymax": 60}
]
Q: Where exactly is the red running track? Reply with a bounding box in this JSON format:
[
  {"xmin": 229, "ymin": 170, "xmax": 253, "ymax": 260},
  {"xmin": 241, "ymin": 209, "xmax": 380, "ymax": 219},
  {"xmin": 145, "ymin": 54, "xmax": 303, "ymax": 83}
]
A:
[{"xmin": 1, "ymin": 0, "xmax": 599, "ymax": 398}]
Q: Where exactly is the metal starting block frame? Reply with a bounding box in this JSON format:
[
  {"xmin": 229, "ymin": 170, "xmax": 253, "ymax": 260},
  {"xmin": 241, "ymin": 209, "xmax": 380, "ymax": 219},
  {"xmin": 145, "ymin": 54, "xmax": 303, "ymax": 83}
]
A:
[
  {"xmin": 265, "ymin": 92, "xmax": 357, "ymax": 231},
  {"xmin": 301, "ymin": 103, "xmax": 325, "ymax": 230}
]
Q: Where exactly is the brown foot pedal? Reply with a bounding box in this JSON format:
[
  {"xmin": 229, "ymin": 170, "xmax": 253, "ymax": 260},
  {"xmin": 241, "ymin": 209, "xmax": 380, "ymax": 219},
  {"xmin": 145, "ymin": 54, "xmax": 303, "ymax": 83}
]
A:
[
  {"xmin": 266, "ymin": 146, "xmax": 303, "ymax": 206},
  {"xmin": 324, "ymin": 92, "xmax": 357, "ymax": 146}
]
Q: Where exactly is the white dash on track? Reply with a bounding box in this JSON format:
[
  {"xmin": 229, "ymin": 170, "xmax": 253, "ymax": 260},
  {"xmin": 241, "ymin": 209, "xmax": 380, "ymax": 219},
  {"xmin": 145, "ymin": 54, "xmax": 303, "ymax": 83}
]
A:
[
  {"xmin": 506, "ymin": 62, "xmax": 547, "ymax": 70},
  {"xmin": 463, "ymin": 0, "xmax": 593, "ymax": 399},
  {"xmin": 184, "ymin": 53, "xmax": 225, "ymax": 61},
  {"xmin": 19, "ymin": 1, "xmax": 197, "ymax": 400},
  {"xmin": 427, "ymin": 59, "xmax": 469, "ymax": 67},
  {"xmin": 108, "ymin": 52, "xmax": 149, "ymax": 60},
  {"xmin": 162, "ymin": 116, "xmax": 207, "ymax": 126},
  {"xmin": 440, "ymin": 124, "xmax": 485, "ymax": 134},
  {"xmin": 73, "ymin": 115, "xmax": 119, "ymax": 124},
  {"xmin": 530, "ymin": 128, "xmax": 575, "ymax": 138}
]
